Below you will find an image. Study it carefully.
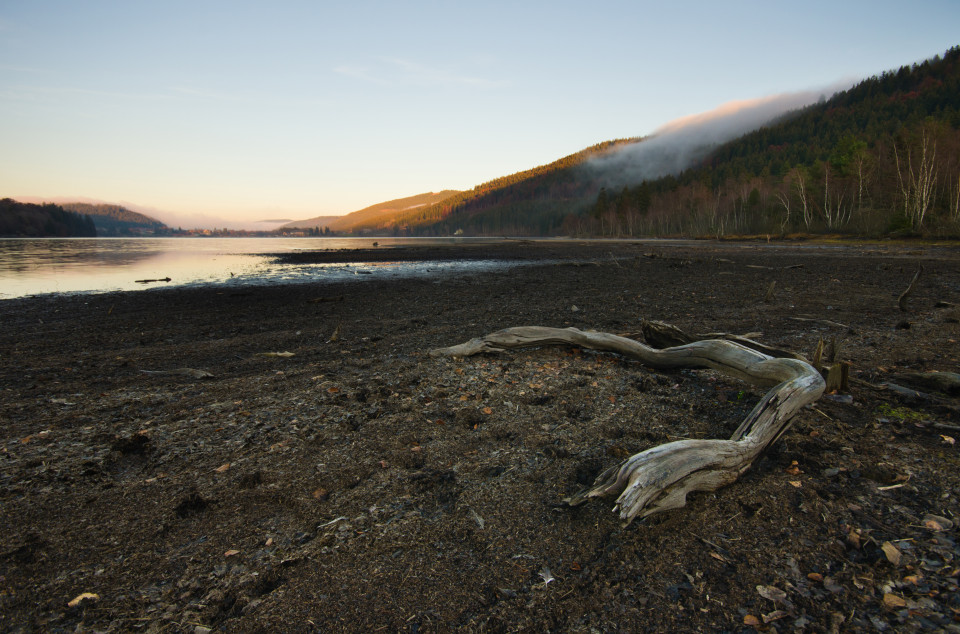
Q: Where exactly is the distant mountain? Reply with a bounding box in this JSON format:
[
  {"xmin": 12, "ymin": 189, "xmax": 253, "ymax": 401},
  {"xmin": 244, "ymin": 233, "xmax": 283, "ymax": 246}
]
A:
[
  {"xmin": 283, "ymin": 191, "xmax": 461, "ymax": 233},
  {"xmin": 280, "ymin": 215, "xmax": 345, "ymax": 231},
  {"xmin": 0, "ymin": 198, "xmax": 97, "ymax": 237},
  {"xmin": 59, "ymin": 202, "xmax": 168, "ymax": 235}
]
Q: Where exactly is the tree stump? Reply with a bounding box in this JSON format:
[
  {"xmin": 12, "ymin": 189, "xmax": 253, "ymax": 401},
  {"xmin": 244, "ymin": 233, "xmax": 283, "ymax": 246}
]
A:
[{"xmin": 431, "ymin": 325, "xmax": 825, "ymax": 524}]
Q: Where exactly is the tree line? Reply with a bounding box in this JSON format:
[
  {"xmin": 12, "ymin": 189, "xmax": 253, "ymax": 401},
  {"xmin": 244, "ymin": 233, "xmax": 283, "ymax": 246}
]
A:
[{"xmin": 0, "ymin": 198, "xmax": 97, "ymax": 237}]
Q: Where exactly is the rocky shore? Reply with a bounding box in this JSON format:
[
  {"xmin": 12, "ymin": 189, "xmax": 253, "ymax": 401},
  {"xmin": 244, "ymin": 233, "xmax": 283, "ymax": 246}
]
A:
[{"xmin": 2, "ymin": 240, "xmax": 959, "ymax": 632}]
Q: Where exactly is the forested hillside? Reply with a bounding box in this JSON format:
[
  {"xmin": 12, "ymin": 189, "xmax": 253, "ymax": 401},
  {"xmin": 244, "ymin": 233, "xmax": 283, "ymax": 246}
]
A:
[
  {"xmin": 0, "ymin": 198, "xmax": 97, "ymax": 237},
  {"xmin": 369, "ymin": 140, "xmax": 642, "ymax": 235},
  {"xmin": 578, "ymin": 46, "xmax": 960, "ymax": 238},
  {"xmin": 380, "ymin": 46, "xmax": 959, "ymax": 238},
  {"xmin": 60, "ymin": 203, "xmax": 167, "ymax": 235}
]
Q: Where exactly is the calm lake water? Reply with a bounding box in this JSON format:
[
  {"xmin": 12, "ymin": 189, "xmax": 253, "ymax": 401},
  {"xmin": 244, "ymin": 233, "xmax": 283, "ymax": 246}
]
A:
[{"xmin": 0, "ymin": 237, "xmax": 513, "ymax": 299}]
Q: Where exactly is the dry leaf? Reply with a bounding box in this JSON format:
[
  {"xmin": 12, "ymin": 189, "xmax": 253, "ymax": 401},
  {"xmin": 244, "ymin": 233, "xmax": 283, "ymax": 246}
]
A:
[
  {"xmin": 469, "ymin": 508, "xmax": 485, "ymax": 530},
  {"xmin": 68, "ymin": 592, "xmax": 99, "ymax": 607},
  {"xmin": 785, "ymin": 460, "xmax": 802, "ymax": 475},
  {"xmin": 482, "ymin": 407, "xmax": 493, "ymax": 415},
  {"xmin": 539, "ymin": 567, "xmax": 555, "ymax": 585},
  {"xmin": 883, "ymin": 593, "xmax": 906, "ymax": 609},
  {"xmin": 846, "ymin": 526, "xmax": 861, "ymax": 549},
  {"xmin": 807, "ymin": 572, "xmax": 823, "ymax": 582},
  {"xmin": 923, "ymin": 514, "xmax": 955, "ymax": 531},
  {"xmin": 214, "ymin": 463, "xmax": 230, "ymax": 473},
  {"xmin": 789, "ymin": 480, "xmax": 802, "ymax": 488},
  {"xmin": 743, "ymin": 615, "xmax": 761, "ymax": 626},
  {"xmin": 881, "ymin": 541, "xmax": 902, "ymax": 566},
  {"xmin": 763, "ymin": 610, "xmax": 789, "ymax": 623},
  {"xmin": 757, "ymin": 585, "xmax": 787, "ymax": 604},
  {"xmin": 224, "ymin": 549, "xmax": 240, "ymax": 557}
]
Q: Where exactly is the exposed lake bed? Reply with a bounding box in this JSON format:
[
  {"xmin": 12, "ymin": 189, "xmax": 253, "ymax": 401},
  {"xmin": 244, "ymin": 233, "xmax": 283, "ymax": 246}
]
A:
[{"xmin": 2, "ymin": 240, "xmax": 959, "ymax": 631}]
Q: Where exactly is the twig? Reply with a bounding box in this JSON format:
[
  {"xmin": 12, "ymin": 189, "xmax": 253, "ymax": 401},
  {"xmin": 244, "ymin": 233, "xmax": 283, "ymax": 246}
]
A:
[
  {"xmin": 788, "ymin": 316, "xmax": 849, "ymax": 329},
  {"xmin": 812, "ymin": 407, "xmax": 834, "ymax": 422},
  {"xmin": 763, "ymin": 280, "xmax": 777, "ymax": 303},
  {"xmin": 933, "ymin": 422, "xmax": 960, "ymax": 432},
  {"xmin": 898, "ymin": 264, "xmax": 924, "ymax": 312},
  {"xmin": 318, "ymin": 516, "xmax": 348, "ymax": 528},
  {"xmin": 850, "ymin": 377, "xmax": 885, "ymax": 390}
]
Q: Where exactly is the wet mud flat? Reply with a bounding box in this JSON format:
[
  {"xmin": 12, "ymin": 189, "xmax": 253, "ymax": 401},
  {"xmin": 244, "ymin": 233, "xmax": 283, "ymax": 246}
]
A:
[{"xmin": 1, "ymin": 241, "xmax": 959, "ymax": 632}]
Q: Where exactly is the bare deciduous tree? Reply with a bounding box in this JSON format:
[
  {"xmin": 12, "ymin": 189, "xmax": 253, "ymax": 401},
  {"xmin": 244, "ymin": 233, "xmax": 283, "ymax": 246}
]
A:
[
  {"xmin": 895, "ymin": 130, "xmax": 938, "ymax": 230},
  {"xmin": 794, "ymin": 168, "xmax": 812, "ymax": 230}
]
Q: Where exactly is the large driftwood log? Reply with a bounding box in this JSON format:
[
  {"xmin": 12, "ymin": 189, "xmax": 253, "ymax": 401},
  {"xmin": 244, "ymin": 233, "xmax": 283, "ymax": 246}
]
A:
[{"xmin": 431, "ymin": 326, "xmax": 825, "ymax": 524}]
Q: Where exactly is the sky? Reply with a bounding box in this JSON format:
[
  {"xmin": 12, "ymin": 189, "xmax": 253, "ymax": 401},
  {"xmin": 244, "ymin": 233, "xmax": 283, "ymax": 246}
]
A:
[{"xmin": 1, "ymin": 1, "xmax": 959, "ymax": 229}]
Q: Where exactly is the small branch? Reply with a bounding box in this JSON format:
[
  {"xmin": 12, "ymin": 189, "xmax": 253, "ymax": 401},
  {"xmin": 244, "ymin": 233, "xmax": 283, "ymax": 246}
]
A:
[
  {"xmin": 787, "ymin": 316, "xmax": 849, "ymax": 330},
  {"xmin": 763, "ymin": 281, "xmax": 777, "ymax": 303},
  {"xmin": 898, "ymin": 265, "xmax": 924, "ymax": 312},
  {"xmin": 895, "ymin": 371, "xmax": 960, "ymax": 396}
]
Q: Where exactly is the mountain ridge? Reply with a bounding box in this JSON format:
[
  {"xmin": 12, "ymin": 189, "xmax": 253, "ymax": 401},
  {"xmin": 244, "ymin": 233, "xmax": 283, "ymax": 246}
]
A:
[
  {"xmin": 282, "ymin": 191, "xmax": 461, "ymax": 233},
  {"xmin": 59, "ymin": 202, "xmax": 168, "ymax": 235}
]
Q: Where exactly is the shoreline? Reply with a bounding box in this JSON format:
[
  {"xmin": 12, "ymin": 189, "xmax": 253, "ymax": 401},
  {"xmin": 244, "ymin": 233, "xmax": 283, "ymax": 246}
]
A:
[{"xmin": 3, "ymin": 238, "xmax": 957, "ymax": 301}]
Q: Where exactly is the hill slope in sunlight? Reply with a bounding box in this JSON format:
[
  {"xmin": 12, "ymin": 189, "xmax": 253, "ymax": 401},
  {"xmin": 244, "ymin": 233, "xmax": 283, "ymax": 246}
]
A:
[{"xmin": 283, "ymin": 191, "xmax": 461, "ymax": 233}]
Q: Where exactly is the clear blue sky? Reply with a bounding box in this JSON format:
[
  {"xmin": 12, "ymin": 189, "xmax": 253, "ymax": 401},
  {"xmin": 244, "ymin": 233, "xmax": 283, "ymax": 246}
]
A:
[{"xmin": 2, "ymin": 1, "xmax": 958, "ymax": 228}]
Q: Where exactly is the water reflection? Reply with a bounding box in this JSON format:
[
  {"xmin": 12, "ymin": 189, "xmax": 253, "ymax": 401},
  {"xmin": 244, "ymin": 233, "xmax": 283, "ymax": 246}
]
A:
[
  {"xmin": 0, "ymin": 237, "xmax": 512, "ymax": 299},
  {"xmin": 0, "ymin": 238, "xmax": 170, "ymax": 273}
]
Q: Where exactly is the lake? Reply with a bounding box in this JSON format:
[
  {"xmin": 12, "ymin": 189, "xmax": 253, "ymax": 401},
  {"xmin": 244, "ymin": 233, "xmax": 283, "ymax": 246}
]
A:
[{"xmin": 0, "ymin": 237, "xmax": 514, "ymax": 299}]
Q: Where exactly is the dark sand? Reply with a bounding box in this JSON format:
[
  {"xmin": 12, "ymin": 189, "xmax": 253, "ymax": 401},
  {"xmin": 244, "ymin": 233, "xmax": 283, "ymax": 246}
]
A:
[{"xmin": 2, "ymin": 240, "xmax": 959, "ymax": 632}]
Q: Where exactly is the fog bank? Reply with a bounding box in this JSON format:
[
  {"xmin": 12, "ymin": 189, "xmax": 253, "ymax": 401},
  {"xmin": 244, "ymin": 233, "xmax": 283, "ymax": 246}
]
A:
[{"xmin": 586, "ymin": 82, "xmax": 854, "ymax": 190}]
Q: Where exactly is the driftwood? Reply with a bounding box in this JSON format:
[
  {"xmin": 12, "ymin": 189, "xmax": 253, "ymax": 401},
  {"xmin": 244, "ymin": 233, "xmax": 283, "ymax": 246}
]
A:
[
  {"xmin": 431, "ymin": 326, "xmax": 824, "ymax": 523},
  {"xmin": 635, "ymin": 319, "xmax": 806, "ymax": 361},
  {"xmin": 896, "ymin": 371, "xmax": 960, "ymax": 396}
]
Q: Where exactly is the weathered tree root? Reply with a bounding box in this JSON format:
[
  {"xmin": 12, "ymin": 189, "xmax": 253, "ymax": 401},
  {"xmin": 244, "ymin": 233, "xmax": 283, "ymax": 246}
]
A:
[{"xmin": 431, "ymin": 326, "xmax": 825, "ymax": 524}]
